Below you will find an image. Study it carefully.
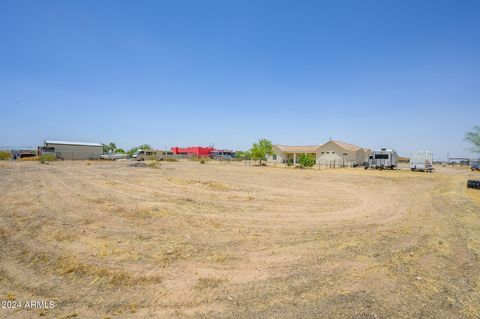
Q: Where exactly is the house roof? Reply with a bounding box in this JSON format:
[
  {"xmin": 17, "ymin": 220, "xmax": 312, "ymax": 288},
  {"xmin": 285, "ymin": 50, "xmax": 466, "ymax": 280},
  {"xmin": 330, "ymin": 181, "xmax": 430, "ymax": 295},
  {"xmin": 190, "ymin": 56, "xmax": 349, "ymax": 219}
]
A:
[
  {"xmin": 45, "ymin": 140, "xmax": 103, "ymax": 147},
  {"xmin": 274, "ymin": 140, "xmax": 370, "ymax": 153},
  {"xmin": 329, "ymin": 140, "xmax": 362, "ymax": 152},
  {"xmin": 275, "ymin": 145, "xmax": 322, "ymax": 153}
]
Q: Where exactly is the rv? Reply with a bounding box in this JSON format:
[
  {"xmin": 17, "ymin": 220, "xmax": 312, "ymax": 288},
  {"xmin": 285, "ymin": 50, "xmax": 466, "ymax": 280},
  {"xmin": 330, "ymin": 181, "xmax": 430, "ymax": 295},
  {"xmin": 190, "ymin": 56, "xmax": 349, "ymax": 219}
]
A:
[
  {"xmin": 410, "ymin": 151, "xmax": 433, "ymax": 172},
  {"xmin": 132, "ymin": 149, "xmax": 174, "ymax": 161},
  {"xmin": 367, "ymin": 148, "xmax": 398, "ymax": 169}
]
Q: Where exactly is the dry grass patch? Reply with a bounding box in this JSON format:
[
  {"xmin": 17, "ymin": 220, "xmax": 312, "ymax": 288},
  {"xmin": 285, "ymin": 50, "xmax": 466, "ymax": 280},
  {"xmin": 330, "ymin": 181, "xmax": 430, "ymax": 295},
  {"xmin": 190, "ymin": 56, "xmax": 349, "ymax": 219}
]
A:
[{"xmin": 194, "ymin": 277, "xmax": 227, "ymax": 290}]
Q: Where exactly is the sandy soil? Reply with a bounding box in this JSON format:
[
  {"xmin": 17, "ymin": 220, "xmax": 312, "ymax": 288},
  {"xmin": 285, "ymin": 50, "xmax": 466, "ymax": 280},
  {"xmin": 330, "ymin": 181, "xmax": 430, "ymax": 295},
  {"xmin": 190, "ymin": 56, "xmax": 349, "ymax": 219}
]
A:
[{"xmin": 1, "ymin": 160, "xmax": 479, "ymax": 318}]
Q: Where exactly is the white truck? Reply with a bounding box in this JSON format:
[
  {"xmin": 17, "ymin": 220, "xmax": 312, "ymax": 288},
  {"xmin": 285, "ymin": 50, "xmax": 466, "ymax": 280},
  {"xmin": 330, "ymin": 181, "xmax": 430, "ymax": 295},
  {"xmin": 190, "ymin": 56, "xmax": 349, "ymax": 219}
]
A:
[
  {"xmin": 367, "ymin": 148, "xmax": 398, "ymax": 169},
  {"xmin": 410, "ymin": 151, "xmax": 433, "ymax": 172}
]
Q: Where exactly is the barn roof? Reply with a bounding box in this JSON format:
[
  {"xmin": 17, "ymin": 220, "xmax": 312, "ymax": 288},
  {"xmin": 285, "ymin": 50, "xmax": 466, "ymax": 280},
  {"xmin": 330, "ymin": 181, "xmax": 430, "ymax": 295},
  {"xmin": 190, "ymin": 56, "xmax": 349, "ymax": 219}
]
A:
[{"xmin": 45, "ymin": 140, "xmax": 103, "ymax": 147}]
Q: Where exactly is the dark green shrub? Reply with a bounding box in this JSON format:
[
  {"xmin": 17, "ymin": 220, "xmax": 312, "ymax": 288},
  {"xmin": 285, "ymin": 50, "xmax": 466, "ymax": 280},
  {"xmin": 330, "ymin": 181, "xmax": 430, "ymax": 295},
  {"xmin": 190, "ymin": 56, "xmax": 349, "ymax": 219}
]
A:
[{"xmin": 298, "ymin": 154, "xmax": 315, "ymax": 168}]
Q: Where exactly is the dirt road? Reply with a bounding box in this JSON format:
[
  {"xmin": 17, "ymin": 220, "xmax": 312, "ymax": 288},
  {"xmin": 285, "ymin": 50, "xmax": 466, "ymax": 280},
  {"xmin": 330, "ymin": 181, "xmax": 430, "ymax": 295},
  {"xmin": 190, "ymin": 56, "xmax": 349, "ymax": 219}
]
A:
[{"xmin": 1, "ymin": 161, "xmax": 479, "ymax": 318}]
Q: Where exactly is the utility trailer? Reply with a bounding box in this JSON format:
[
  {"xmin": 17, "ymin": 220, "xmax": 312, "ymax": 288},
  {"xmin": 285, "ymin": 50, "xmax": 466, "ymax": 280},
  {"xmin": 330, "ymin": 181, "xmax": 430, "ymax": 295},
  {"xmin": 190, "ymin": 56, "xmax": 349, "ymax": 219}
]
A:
[
  {"xmin": 366, "ymin": 148, "xmax": 398, "ymax": 170},
  {"xmin": 410, "ymin": 151, "xmax": 434, "ymax": 172}
]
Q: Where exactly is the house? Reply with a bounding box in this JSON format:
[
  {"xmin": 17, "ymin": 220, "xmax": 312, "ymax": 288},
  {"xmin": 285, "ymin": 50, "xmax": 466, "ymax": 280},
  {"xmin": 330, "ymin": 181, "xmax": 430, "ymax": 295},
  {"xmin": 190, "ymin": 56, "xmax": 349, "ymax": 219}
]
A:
[
  {"xmin": 43, "ymin": 140, "xmax": 103, "ymax": 160},
  {"xmin": 269, "ymin": 140, "xmax": 371, "ymax": 166},
  {"xmin": 271, "ymin": 145, "xmax": 322, "ymax": 165}
]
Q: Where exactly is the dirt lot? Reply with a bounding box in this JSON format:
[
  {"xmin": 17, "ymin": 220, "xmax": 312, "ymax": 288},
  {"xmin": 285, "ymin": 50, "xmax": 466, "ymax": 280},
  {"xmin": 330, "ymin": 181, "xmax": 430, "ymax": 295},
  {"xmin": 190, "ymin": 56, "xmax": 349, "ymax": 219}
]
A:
[{"xmin": 1, "ymin": 160, "xmax": 480, "ymax": 318}]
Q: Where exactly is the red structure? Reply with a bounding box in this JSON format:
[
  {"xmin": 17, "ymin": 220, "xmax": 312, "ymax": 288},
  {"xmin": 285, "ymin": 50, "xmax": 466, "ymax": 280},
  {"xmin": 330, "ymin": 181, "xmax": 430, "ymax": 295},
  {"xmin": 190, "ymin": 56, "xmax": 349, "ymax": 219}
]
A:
[{"xmin": 171, "ymin": 146, "xmax": 214, "ymax": 157}]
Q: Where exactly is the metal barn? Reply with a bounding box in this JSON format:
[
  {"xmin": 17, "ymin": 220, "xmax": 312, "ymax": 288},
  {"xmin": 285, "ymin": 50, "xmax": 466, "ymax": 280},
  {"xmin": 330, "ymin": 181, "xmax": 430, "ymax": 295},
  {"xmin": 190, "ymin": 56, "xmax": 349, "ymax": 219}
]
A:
[{"xmin": 44, "ymin": 140, "xmax": 103, "ymax": 160}]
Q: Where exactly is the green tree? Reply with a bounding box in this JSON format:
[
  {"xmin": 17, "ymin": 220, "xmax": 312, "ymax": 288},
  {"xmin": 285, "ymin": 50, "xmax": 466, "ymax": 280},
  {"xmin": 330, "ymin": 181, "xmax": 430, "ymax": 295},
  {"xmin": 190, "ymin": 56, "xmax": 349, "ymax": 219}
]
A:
[
  {"xmin": 102, "ymin": 142, "xmax": 117, "ymax": 154},
  {"xmin": 298, "ymin": 153, "xmax": 316, "ymax": 168},
  {"xmin": 250, "ymin": 139, "xmax": 273, "ymax": 165},
  {"xmin": 115, "ymin": 148, "xmax": 126, "ymax": 154},
  {"xmin": 465, "ymin": 126, "xmax": 480, "ymax": 153},
  {"xmin": 127, "ymin": 144, "xmax": 152, "ymax": 157},
  {"xmin": 235, "ymin": 150, "xmax": 252, "ymax": 160}
]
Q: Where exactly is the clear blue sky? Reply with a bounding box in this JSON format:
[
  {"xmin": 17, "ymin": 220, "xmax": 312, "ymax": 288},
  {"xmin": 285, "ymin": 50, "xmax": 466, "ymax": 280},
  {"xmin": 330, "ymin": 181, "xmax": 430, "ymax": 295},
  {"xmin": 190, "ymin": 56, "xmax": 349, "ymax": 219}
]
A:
[{"xmin": 1, "ymin": 0, "xmax": 479, "ymax": 159}]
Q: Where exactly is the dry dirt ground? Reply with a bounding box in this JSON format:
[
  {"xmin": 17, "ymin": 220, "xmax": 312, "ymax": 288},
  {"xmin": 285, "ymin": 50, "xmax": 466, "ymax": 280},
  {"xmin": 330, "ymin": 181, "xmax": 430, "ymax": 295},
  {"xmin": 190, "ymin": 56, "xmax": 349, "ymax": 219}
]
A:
[{"xmin": 1, "ymin": 160, "xmax": 480, "ymax": 318}]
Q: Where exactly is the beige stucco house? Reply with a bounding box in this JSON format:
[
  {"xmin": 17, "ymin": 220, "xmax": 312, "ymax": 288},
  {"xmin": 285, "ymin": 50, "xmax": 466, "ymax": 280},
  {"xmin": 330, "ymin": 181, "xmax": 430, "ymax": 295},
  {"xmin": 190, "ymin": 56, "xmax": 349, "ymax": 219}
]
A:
[{"xmin": 269, "ymin": 140, "xmax": 371, "ymax": 166}]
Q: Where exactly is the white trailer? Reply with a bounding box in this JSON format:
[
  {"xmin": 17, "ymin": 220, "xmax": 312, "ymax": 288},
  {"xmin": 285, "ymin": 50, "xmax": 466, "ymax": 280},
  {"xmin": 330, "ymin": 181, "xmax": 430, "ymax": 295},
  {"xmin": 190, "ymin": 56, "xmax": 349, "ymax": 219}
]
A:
[
  {"xmin": 367, "ymin": 148, "xmax": 398, "ymax": 169},
  {"xmin": 410, "ymin": 151, "xmax": 433, "ymax": 172}
]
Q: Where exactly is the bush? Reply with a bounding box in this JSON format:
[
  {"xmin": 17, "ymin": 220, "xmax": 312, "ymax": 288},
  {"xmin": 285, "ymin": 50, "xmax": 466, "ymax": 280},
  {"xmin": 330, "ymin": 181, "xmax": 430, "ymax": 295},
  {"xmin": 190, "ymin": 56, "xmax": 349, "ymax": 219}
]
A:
[
  {"xmin": 39, "ymin": 154, "xmax": 56, "ymax": 164},
  {"xmin": 165, "ymin": 158, "xmax": 178, "ymax": 162},
  {"xmin": 199, "ymin": 159, "xmax": 206, "ymax": 164},
  {"xmin": 147, "ymin": 160, "xmax": 160, "ymax": 169},
  {"xmin": 298, "ymin": 154, "xmax": 316, "ymax": 168},
  {"xmin": 0, "ymin": 151, "xmax": 10, "ymax": 160}
]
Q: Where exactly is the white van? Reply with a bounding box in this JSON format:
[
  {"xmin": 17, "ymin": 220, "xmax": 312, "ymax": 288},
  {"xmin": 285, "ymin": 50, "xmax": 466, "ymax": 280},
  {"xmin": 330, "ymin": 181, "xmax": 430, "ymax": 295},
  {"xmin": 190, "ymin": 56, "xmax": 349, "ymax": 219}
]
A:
[
  {"xmin": 410, "ymin": 151, "xmax": 433, "ymax": 172},
  {"xmin": 367, "ymin": 149, "xmax": 398, "ymax": 169}
]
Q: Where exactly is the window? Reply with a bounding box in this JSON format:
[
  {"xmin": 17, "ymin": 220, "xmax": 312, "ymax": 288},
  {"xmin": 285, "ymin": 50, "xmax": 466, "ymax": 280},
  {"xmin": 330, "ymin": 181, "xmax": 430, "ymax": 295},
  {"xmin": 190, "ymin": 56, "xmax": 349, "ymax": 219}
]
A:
[
  {"xmin": 321, "ymin": 152, "xmax": 324, "ymax": 154},
  {"xmin": 374, "ymin": 154, "xmax": 389, "ymax": 159},
  {"xmin": 332, "ymin": 152, "xmax": 335, "ymax": 154},
  {"xmin": 343, "ymin": 153, "xmax": 347, "ymax": 156},
  {"xmin": 273, "ymin": 154, "xmax": 277, "ymax": 160}
]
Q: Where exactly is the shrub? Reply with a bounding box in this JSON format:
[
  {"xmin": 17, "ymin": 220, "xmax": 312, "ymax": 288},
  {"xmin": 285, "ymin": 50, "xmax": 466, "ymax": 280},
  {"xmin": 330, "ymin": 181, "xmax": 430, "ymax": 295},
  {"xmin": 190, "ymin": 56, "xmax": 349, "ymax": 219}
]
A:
[
  {"xmin": 165, "ymin": 158, "xmax": 178, "ymax": 162},
  {"xmin": 147, "ymin": 160, "xmax": 160, "ymax": 169},
  {"xmin": 199, "ymin": 159, "xmax": 205, "ymax": 164},
  {"xmin": 0, "ymin": 151, "xmax": 10, "ymax": 160},
  {"xmin": 298, "ymin": 154, "xmax": 316, "ymax": 168},
  {"xmin": 39, "ymin": 154, "xmax": 56, "ymax": 164}
]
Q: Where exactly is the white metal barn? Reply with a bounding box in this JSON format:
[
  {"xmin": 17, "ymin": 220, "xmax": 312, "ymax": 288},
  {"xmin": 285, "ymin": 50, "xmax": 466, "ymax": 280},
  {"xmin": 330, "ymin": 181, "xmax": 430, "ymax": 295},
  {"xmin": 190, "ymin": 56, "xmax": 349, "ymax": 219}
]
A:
[{"xmin": 44, "ymin": 140, "xmax": 103, "ymax": 160}]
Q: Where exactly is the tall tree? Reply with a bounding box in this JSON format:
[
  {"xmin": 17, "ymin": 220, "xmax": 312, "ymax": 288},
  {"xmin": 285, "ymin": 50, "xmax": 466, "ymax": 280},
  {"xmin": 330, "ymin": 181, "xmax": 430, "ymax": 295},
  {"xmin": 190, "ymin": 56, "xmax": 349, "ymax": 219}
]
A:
[
  {"xmin": 108, "ymin": 142, "xmax": 117, "ymax": 153},
  {"xmin": 250, "ymin": 139, "xmax": 273, "ymax": 165},
  {"xmin": 465, "ymin": 126, "xmax": 480, "ymax": 153},
  {"xmin": 102, "ymin": 142, "xmax": 118, "ymax": 154}
]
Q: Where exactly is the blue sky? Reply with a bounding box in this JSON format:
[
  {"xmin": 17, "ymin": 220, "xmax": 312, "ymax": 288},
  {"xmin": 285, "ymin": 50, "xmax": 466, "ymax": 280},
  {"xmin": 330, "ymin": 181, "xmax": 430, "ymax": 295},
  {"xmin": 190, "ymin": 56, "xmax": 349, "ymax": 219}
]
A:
[{"xmin": 1, "ymin": 0, "xmax": 479, "ymax": 159}]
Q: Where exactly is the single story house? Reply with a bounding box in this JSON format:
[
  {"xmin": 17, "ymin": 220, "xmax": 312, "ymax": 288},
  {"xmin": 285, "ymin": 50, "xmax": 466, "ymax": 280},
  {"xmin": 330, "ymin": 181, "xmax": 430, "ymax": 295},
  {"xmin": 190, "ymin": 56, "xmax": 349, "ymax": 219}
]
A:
[{"xmin": 269, "ymin": 140, "xmax": 371, "ymax": 166}]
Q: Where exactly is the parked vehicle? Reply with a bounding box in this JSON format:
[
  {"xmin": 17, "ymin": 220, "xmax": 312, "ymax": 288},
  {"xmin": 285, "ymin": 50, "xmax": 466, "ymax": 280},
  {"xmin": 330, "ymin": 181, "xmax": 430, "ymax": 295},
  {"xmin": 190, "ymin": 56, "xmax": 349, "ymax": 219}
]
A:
[
  {"xmin": 410, "ymin": 151, "xmax": 434, "ymax": 172},
  {"xmin": 472, "ymin": 161, "xmax": 480, "ymax": 171},
  {"xmin": 366, "ymin": 148, "xmax": 398, "ymax": 169},
  {"xmin": 101, "ymin": 153, "xmax": 128, "ymax": 160},
  {"xmin": 132, "ymin": 149, "xmax": 174, "ymax": 161},
  {"xmin": 467, "ymin": 180, "xmax": 480, "ymax": 189},
  {"xmin": 210, "ymin": 149, "xmax": 235, "ymax": 160}
]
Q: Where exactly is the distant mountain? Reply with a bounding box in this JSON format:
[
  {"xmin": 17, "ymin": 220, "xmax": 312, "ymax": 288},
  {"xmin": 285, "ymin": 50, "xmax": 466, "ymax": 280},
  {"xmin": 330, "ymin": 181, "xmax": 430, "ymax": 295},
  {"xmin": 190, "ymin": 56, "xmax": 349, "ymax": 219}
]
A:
[{"xmin": 0, "ymin": 145, "xmax": 36, "ymax": 150}]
